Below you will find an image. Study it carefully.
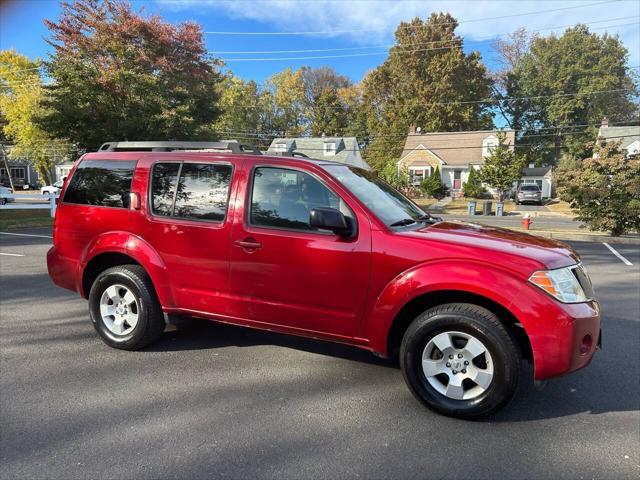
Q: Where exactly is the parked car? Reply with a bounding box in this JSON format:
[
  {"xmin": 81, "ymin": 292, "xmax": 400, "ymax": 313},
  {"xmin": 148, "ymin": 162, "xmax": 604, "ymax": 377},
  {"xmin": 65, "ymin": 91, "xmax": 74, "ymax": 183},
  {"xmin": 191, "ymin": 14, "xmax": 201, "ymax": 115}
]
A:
[
  {"xmin": 516, "ymin": 184, "xmax": 543, "ymax": 205},
  {"xmin": 47, "ymin": 141, "xmax": 600, "ymax": 419},
  {"xmin": 41, "ymin": 179, "xmax": 65, "ymax": 196},
  {"xmin": 0, "ymin": 186, "xmax": 15, "ymax": 205}
]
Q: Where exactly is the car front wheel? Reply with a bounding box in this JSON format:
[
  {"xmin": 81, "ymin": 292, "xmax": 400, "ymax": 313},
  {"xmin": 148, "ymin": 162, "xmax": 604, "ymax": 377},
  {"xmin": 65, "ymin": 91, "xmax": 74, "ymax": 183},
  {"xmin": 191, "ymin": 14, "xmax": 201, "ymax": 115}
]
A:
[
  {"xmin": 88, "ymin": 265, "xmax": 165, "ymax": 350},
  {"xmin": 400, "ymin": 303, "xmax": 521, "ymax": 419}
]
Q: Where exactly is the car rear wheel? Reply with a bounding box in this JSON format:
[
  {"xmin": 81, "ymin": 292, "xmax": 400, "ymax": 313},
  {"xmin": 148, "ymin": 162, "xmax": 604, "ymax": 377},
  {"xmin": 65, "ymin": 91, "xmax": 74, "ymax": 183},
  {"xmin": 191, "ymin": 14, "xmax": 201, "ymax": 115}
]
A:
[
  {"xmin": 0, "ymin": 198, "xmax": 6, "ymax": 205},
  {"xmin": 400, "ymin": 303, "xmax": 520, "ymax": 419},
  {"xmin": 88, "ymin": 265, "xmax": 165, "ymax": 350}
]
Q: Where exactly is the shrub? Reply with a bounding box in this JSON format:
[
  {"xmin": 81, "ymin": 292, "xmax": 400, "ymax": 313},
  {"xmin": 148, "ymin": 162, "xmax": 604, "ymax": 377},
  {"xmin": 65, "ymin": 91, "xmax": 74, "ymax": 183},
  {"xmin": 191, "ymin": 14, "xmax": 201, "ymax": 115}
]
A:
[
  {"xmin": 421, "ymin": 166, "xmax": 446, "ymax": 199},
  {"xmin": 462, "ymin": 167, "xmax": 487, "ymax": 198}
]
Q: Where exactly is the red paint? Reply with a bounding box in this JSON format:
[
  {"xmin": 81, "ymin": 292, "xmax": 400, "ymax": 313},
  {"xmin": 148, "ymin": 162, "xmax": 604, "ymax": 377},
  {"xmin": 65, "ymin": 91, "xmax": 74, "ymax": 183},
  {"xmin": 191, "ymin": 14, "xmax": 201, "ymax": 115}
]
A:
[{"xmin": 47, "ymin": 152, "xmax": 600, "ymax": 381}]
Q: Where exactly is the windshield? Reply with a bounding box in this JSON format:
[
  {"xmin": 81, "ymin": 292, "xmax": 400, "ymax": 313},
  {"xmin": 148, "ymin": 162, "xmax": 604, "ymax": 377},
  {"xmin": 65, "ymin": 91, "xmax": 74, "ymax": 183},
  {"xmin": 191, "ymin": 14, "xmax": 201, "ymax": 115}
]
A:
[{"xmin": 323, "ymin": 165, "xmax": 427, "ymax": 226}]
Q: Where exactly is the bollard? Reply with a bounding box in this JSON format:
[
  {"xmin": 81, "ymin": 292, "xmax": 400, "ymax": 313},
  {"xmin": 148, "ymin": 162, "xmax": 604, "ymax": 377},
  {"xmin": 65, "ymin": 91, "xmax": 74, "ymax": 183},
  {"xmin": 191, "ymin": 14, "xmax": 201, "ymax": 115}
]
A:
[{"xmin": 50, "ymin": 193, "xmax": 57, "ymax": 218}]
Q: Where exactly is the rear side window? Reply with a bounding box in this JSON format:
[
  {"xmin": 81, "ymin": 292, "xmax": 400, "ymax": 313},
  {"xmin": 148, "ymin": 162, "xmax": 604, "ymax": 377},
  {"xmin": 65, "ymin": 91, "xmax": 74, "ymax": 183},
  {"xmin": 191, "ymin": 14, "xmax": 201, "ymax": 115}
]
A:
[
  {"xmin": 63, "ymin": 160, "xmax": 136, "ymax": 208},
  {"xmin": 150, "ymin": 162, "xmax": 232, "ymax": 222}
]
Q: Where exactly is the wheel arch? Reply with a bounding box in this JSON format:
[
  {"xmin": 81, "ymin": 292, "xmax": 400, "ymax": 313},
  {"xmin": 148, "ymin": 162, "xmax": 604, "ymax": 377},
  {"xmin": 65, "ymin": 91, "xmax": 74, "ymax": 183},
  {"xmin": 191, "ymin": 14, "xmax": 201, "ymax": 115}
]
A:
[{"xmin": 385, "ymin": 290, "xmax": 533, "ymax": 364}]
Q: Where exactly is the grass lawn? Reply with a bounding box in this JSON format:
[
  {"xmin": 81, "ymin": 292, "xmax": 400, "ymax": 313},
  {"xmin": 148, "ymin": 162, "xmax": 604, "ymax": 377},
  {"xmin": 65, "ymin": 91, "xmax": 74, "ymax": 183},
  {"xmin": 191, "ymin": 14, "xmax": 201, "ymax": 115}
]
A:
[
  {"xmin": 0, "ymin": 209, "xmax": 53, "ymax": 230},
  {"xmin": 545, "ymin": 199, "xmax": 576, "ymax": 217},
  {"xmin": 413, "ymin": 198, "xmax": 435, "ymax": 210}
]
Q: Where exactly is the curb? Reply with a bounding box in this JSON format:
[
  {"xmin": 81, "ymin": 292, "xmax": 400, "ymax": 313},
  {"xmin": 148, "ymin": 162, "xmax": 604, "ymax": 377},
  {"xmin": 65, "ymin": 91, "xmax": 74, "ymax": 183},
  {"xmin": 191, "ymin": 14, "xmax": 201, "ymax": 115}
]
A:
[{"xmin": 510, "ymin": 228, "xmax": 640, "ymax": 244}]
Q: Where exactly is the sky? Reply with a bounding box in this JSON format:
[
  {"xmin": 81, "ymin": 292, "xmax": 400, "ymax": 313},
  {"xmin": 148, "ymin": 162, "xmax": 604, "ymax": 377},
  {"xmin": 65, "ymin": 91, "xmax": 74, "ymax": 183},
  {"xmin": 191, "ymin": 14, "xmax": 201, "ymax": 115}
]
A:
[{"xmin": 1, "ymin": 0, "xmax": 639, "ymax": 84}]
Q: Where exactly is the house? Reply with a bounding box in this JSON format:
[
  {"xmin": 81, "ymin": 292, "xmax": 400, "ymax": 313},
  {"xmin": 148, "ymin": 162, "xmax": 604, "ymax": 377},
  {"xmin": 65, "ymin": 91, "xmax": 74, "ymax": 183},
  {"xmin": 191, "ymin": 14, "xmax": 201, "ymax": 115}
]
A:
[
  {"xmin": 398, "ymin": 127, "xmax": 516, "ymax": 196},
  {"xmin": 518, "ymin": 164, "xmax": 553, "ymax": 198},
  {"xmin": 267, "ymin": 136, "xmax": 370, "ymax": 169},
  {"xmin": 54, "ymin": 163, "xmax": 74, "ymax": 182},
  {"xmin": 0, "ymin": 159, "xmax": 40, "ymax": 189},
  {"xmin": 596, "ymin": 117, "xmax": 640, "ymax": 157}
]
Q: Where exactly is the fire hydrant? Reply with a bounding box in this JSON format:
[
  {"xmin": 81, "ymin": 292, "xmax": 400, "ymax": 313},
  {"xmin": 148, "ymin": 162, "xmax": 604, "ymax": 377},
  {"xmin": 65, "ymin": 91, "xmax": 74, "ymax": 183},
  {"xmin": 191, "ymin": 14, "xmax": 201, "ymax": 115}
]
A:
[{"xmin": 522, "ymin": 213, "xmax": 532, "ymax": 230}]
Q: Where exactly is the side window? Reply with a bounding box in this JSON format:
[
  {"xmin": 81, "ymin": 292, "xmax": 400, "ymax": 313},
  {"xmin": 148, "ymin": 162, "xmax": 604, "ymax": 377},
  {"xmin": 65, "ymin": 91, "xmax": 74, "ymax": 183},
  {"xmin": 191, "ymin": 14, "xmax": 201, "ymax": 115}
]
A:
[
  {"xmin": 150, "ymin": 162, "xmax": 232, "ymax": 222},
  {"xmin": 63, "ymin": 160, "xmax": 136, "ymax": 208},
  {"xmin": 250, "ymin": 167, "xmax": 351, "ymax": 232},
  {"xmin": 151, "ymin": 163, "xmax": 180, "ymax": 216}
]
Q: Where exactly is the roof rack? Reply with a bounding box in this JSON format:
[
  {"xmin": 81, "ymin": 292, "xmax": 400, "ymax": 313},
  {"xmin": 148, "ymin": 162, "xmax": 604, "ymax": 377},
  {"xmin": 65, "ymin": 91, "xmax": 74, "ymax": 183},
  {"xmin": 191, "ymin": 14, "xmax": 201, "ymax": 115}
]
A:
[
  {"xmin": 270, "ymin": 151, "xmax": 310, "ymax": 159},
  {"xmin": 98, "ymin": 141, "xmax": 262, "ymax": 155}
]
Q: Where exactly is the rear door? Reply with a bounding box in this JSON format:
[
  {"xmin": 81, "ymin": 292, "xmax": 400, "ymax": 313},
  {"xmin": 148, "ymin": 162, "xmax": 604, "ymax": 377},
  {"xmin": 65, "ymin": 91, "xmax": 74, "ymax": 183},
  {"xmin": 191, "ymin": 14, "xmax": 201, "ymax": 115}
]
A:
[
  {"xmin": 130, "ymin": 155, "xmax": 238, "ymax": 315},
  {"xmin": 227, "ymin": 159, "xmax": 372, "ymax": 339}
]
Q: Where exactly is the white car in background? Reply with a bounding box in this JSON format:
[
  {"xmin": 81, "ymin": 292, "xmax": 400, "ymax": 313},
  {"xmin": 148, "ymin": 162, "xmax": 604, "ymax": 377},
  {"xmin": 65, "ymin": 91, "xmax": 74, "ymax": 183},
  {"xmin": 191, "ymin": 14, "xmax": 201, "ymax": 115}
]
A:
[
  {"xmin": 0, "ymin": 186, "xmax": 15, "ymax": 205},
  {"xmin": 41, "ymin": 180, "xmax": 64, "ymax": 196}
]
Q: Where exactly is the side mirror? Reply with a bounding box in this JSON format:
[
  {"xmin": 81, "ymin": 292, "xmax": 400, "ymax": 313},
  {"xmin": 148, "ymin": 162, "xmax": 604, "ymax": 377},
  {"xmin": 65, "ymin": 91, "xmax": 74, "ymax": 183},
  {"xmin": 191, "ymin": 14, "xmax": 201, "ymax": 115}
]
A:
[{"xmin": 309, "ymin": 207, "xmax": 353, "ymax": 237}]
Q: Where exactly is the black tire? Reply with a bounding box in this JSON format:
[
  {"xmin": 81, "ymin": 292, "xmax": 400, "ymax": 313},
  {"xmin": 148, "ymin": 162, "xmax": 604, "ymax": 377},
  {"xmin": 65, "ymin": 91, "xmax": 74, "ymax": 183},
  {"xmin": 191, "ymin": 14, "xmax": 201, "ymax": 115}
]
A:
[
  {"xmin": 400, "ymin": 303, "xmax": 520, "ymax": 419},
  {"xmin": 88, "ymin": 264, "xmax": 165, "ymax": 350}
]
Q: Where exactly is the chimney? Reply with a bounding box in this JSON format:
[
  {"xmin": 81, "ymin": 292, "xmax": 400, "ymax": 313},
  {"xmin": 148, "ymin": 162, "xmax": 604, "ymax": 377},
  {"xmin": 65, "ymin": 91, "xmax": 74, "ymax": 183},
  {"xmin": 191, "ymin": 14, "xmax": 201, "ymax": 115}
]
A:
[{"xmin": 601, "ymin": 116, "xmax": 609, "ymax": 128}]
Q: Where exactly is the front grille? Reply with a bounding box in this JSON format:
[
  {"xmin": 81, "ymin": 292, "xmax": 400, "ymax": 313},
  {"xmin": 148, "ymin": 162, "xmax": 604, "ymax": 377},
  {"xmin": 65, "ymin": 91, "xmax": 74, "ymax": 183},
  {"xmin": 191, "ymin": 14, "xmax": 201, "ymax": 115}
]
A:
[{"xmin": 572, "ymin": 264, "xmax": 595, "ymax": 300}]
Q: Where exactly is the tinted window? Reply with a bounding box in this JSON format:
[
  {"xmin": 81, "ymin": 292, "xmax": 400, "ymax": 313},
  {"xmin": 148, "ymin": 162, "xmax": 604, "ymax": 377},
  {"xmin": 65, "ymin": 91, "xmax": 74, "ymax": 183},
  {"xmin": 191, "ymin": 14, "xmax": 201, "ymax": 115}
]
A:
[
  {"xmin": 151, "ymin": 163, "xmax": 180, "ymax": 216},
  {"xmin": 63, "ymin": 160, "xmax": 136, "ymax": 208},
  {"xmin": 250, "ymin": 167, "xmax": 351, "ymax": 231},
  {"xmin": 520, "ymin": 185, "xmax": 540, "ymax": 191},
  {"xmin": 173, "ymin": 163, "xmax": 232, "ymax": 221}
]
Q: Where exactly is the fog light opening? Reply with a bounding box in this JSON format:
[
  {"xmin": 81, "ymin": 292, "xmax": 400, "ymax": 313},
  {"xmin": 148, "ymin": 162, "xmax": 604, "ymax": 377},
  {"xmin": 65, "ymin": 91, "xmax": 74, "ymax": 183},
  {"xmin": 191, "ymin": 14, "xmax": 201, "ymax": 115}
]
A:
[{"xmin": 579, "ymin": 334, "xmax": 593, "ymax": 355}]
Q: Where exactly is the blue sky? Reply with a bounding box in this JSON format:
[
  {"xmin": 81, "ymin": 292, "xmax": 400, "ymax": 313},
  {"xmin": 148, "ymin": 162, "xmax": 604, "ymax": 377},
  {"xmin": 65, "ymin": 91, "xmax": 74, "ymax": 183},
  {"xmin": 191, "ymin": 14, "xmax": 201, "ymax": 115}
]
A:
[{"xmin": 1, "ymin": 0, "xmax": 639, "ymax": 83}]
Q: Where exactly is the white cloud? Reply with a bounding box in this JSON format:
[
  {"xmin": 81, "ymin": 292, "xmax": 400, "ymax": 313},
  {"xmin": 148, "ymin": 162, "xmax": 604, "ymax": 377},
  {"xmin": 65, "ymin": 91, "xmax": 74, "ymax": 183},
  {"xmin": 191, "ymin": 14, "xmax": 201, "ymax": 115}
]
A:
[{"xmin": 158, "ymin": 0, "xmax": 639, "ymax": 65}]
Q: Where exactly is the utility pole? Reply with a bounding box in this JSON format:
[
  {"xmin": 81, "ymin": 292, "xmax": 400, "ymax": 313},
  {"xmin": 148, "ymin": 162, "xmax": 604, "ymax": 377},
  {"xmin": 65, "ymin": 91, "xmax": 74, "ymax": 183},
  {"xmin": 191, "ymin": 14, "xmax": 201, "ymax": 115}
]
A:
[{"xmin": 0, "ymin": 143, "xmax": 16, "ymax": 192}]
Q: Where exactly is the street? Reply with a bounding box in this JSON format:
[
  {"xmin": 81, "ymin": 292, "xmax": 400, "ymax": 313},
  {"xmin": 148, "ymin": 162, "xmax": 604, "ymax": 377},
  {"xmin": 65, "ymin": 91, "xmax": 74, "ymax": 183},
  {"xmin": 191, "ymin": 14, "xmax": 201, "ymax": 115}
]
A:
[{"xmin": 1, "ymin": 228, "xmax": 639, "ymax": 479}]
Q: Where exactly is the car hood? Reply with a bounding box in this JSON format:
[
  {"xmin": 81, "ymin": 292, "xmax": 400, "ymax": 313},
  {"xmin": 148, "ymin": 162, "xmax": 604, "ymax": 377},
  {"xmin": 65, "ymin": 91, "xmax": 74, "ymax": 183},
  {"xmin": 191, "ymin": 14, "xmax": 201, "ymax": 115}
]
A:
[{"xmin": 401, "ymin": 220, "xmax": 579, "ymax": 270}]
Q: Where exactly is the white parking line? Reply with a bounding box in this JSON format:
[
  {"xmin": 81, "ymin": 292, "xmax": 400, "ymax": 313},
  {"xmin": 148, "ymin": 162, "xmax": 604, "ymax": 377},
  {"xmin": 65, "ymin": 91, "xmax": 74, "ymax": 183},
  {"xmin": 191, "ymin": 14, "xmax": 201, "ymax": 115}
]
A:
[
  {"xmin": 602, "ymin": 242, "xmax": 634, "ymax": 266},
  {"xmin": 0, "ymin": 252, "xmax": 25, "ymax": 257},
  {"xmin": 0, "ymin": 231, "xmax": 53, "ymax": 239}
]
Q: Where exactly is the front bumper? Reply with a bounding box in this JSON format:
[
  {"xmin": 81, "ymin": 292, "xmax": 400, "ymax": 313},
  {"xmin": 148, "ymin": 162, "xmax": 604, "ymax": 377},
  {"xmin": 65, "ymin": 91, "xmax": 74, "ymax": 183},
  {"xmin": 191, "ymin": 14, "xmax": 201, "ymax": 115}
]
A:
[{"xmin": 514, "ymin": 285, "xmax": 601, "ymax": 381}]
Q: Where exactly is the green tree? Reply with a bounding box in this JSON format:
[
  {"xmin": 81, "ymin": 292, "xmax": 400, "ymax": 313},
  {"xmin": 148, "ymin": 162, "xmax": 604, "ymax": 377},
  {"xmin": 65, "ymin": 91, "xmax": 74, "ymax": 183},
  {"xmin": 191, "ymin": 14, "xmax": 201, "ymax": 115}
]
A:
[
  {"xmin": 301, "ymin": 66, "xmax": 351, "ymax": 136},
  {"xmin": 557, "ymin": 140, "xmax": 640, "ymax": 236},
  {"xmin": 421, "ymin": 166, "xmax": 445, "ymax": 199},
  {"xmin": 212, "ymin": 75, "xmax": 260, "ymax": 138},
  {"xmin": 497, "ymin": 25, "xmax": 638, "ymax": 163},
  {"xmin": 37, "ymin": 0, "xmax": 222, "ymax": 150},
  {"xmin": 462, "ymin": 167, "xmax": 487, "ymax": 198},
  {"xmin": 362, "ymin": 13, "xmax": 494, "ymax": 173},
  {"xmin": 0, "ymin": 50, "xmax": 70, "ymax": 184},
  {"xmin": 478, "ymin": 133, "xmax": 526, "ymax": 201}
]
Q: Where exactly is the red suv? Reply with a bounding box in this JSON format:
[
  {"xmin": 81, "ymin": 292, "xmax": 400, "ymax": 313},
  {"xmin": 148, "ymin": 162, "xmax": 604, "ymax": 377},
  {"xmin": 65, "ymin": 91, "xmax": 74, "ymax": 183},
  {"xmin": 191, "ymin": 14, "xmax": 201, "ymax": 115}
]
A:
[{"xmin": 48, "ymin": 142, "xmax": 600, "ymax": 418}]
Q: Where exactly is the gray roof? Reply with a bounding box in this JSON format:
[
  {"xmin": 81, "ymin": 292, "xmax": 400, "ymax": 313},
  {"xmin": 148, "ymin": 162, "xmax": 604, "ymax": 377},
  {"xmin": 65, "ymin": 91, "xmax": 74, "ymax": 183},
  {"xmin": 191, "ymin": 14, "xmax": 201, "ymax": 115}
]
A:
[
  {"xmin": 522, "ymin": 167, "xmax": 552, "ymax": 177},
  {"xmin": 597, "ymin": 125, "xmax": 640, "ymax": 149},
  {"xmin": 267, "ymin": 137, "xmax": 370, "ymax": 169}
]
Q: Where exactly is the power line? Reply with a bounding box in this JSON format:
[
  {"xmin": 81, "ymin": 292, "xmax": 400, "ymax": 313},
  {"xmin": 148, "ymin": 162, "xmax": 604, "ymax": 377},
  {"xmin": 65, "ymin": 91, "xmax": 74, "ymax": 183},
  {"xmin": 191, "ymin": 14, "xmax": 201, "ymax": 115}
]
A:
[
  {"xmin": 211, "ymin": 16, "xmax": 639, "ymax": 55},
  {"xmin": 204, "ymin": 0, "xmax": 615, "ymax": 35}
]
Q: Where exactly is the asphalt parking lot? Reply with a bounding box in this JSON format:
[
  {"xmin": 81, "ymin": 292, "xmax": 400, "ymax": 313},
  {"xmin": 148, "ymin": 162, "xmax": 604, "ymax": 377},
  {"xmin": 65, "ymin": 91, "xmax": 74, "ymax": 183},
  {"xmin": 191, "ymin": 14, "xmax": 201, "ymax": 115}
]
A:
[{"xmin": 1, "ymin": 229, "xmax": 639, "ymax": 479}]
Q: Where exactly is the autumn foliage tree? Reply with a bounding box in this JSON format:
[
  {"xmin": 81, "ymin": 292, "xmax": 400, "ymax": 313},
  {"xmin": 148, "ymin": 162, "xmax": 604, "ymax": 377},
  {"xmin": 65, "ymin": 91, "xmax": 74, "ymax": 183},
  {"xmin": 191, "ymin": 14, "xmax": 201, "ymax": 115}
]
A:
[{"xmin": 37, "ymin": 0, "xmax": 222, "ymax": 150}]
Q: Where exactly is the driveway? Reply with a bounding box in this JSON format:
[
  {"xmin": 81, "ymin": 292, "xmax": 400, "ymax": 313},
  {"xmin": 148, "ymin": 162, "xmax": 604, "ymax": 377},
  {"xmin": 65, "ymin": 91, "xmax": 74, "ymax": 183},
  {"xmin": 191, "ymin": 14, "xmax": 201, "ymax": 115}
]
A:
[{"xmin": 1, "ymin": 229, "xmax": 639, "ymax": 479}]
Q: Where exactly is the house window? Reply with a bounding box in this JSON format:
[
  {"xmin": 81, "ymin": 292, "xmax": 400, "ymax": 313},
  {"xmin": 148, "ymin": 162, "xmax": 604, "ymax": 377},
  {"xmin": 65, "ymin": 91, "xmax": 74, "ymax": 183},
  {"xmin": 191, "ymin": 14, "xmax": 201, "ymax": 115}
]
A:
[
  {"xmin": 323, "ymin": 142, "xmax": 336, "ymax": 156},
  {"xmin": 409, "ymin": 166, "xmax": 431, "ymax": 186},
  {"xmin": 274, "ymin": 143, "xmax": 287, "ymax": 153},
  {"xmin": 482, "ymin": 136, "xmax": 499, "ymax": 157},
  {"xmin": 2, "ymin": 167, "xmax": 26, "ymax": 179}
]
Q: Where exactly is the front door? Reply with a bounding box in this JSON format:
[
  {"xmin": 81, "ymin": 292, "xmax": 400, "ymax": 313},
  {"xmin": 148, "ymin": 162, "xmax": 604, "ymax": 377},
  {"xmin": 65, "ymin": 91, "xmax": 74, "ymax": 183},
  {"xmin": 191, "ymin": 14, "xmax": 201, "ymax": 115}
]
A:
[
  {"xmin": 228, "ymin": 164, "xmax": 371, "ymax": 339},
  {"xmin": 453, "ymin": 170, "xmax": 462, "ymax": 190}
]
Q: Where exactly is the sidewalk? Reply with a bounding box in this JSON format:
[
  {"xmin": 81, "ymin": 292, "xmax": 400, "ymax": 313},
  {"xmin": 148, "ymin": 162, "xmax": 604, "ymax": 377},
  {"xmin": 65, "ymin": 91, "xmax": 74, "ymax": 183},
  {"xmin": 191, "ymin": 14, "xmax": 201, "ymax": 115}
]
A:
[{"xmin": 440, "ymin": 214, "xmax": 640, "ymax": 244}]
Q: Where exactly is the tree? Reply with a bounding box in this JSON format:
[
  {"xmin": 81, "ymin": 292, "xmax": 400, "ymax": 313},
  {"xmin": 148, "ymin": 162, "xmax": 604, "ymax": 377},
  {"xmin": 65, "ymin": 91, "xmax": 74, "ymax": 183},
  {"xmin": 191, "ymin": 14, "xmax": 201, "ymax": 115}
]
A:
[
  {"xmin": 496, "ymin": 25, "xmax": 638, "ymax": 163},
  {"xmin": 462, "ymin": 167, "xmax": 487, "ymax": 198},
  {"xmin": 301, "ymin": 66, "xmax": 351, "ymax": 136},
  {"xmin": 557, "ymin": 140, "xmax": 640, "ymax": 236},
  {"xmin": 37, "ymin": 0, "xmax": 222, "ymax": 150},
  {"xmin": 478, "ymin": 132, "xmax": 526, "ymax": 201},
  {"xmin": 212, "ymin": 75, "xmax": 260, "ymax": 138},
  {"xmin": 261, "ymin": 67, "xmax": 306, "ymax": 137},
  {"xmin": 0, "ymin": 50, "xmax": 69, "ymax": 184},
  {"xmin": 362, "ymin": 13, "xmax": 494, "ymax": 173},
  {"xmin": 421, "ymin": 166, "xmax": 445, "ymax": 199}
]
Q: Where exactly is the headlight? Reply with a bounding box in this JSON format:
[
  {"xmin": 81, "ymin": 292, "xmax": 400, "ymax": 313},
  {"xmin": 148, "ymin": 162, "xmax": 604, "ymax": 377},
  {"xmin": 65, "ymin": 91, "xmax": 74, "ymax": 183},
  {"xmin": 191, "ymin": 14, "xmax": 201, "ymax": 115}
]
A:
[{"xmin": 528, "ymin": 266, "xmax": 588, "ymax": 303}]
